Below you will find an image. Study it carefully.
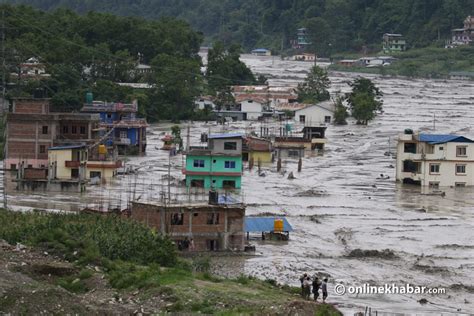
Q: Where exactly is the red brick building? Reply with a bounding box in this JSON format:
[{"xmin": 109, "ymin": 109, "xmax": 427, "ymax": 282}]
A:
[
  {"xmin": 6, "ymin": 98, "xmax": 100, "ymax": 170},
  {"xmin": 130, "ymin": 201, "xmax": 245, "ymax": 252}
]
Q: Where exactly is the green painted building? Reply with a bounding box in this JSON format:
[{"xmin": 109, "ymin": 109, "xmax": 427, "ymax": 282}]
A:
[
  {"xmin": 382, "ymin": 33, "xmax": 406, "ymax": 53},
  {"xmin": 184, "ymin": 133, "xmax": 243, "ymax": 189}
]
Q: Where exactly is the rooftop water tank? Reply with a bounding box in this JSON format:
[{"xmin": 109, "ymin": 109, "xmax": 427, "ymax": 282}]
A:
[{"xmin": 86, "ymin": 92, "xmax": 93, "ymax": 104}]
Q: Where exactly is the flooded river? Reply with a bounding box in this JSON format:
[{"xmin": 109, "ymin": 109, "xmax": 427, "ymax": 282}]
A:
[{"xmin": 3, "ymin": 55, "xmax": 474, "ymax": 314}]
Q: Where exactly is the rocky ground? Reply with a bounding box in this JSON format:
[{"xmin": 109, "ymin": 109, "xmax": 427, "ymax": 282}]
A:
[{"xmin": 0, "ymin": 240, "xmax": 341, "ymax": 315}]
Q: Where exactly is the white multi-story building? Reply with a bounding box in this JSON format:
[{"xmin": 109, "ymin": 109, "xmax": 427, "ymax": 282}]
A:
[{"xmin": 396, "ymin": 132, "xmax": 474, "ymax": 187}]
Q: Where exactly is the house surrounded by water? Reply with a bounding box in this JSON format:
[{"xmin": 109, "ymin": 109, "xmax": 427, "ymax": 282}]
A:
[
  {"xmin": 183, "ymin": 133, "xmax": 243, "ymax": 189},
  {"xmin": 81, "ymin": 94, "xmax": 148, "ymax": 155},
  {"xmin": 396, "ymin": 131, "xmax": 474, "ymax": 187}
]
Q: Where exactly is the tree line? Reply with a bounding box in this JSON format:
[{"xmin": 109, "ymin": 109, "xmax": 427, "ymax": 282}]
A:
[
  {"xmin": 6, "ymin": 0, "xmax": 474, "ymax": 54},
  {"xmin": 1, "ymin": 4, "xmax": 255, "ymax": 121}
]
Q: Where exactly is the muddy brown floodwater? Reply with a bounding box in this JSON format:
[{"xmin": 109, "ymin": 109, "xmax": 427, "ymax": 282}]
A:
[{"xmin": 3, "ymin": 54, "xmax": 474, "ymax": 315}]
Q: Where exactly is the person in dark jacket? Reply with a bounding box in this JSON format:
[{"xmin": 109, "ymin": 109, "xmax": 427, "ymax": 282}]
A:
[{"xmin": 312, "ymin": 277, "xmax": 321, "ymax": 301}]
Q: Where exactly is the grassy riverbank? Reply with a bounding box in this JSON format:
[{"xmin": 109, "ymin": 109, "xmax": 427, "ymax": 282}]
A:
[
  {"xmin": 329, "ymin": 46, "xmax": 474, "ymax": 79},
  {"xmin": 0, "ymin": 209, "xmax": 341, "ymax": 315}
]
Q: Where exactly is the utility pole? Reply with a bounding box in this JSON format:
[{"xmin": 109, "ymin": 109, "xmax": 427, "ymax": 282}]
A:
[{"xmin": 2, "ymin": 9, "xmax": 7, "ymax": 209}]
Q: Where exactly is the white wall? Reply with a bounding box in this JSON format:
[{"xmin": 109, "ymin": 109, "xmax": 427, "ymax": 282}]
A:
[
  {"xmin": 295, "ymin": 105, "xmax": 334, "ymax": 125},
  {"xmin": 240, "ymin": 100, "xmax": 263, "ymax": 120},
  {"xmin": 396, "ymin": 136, "xmax": 474, "ymax": 187}
]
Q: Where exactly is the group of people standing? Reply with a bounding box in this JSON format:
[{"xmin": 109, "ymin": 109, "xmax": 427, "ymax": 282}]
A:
[{"xmin": 300, "ymin": 273, "xmax": 328, "ymax": 302}]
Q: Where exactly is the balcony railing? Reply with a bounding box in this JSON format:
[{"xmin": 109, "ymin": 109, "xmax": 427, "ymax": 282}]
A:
[{"xmin": 65, "ymin": 161, "xmax": 82, "ymax": 168}]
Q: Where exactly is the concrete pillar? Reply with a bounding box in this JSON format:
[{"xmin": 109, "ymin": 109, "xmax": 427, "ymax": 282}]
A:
[
  {"xmin": 298, "ymin": 158, "xmax": 302, "ymax": 172},
  {"xmin": 188, "ymin": 210, "xmax": 192, "ymax": 237},
  {"xmin": 223, "ymin": 210, "xmax": 228, "ymax": 250}
]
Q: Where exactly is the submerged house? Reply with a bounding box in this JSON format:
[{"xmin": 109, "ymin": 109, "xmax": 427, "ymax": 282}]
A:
[
  {"xmin": 396, "ymin": 131, "xmax": 474, "ymax": 187},
  {"xmin": 294, "ymin": 101, "xmax": 335, "ymax": 125},
  {"xmin": 183, "ymin": 133, "xmax": 243, "ymax": 189},
  {"xmin": 81, "ymin": 95, "xmax": 148, "ymax": 155},
  {"xmin": 242, "ymin": 136, "xmax": 272, "ymax": 163}
]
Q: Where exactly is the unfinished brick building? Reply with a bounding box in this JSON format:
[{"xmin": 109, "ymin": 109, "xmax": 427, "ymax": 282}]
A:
[
  {"xmin": 5, "ymin": 98, "xmax": 100, "ymax": 170},
  {"xmin": 130, "ymin": 201, "xmax": 246, "ymax": 252}
]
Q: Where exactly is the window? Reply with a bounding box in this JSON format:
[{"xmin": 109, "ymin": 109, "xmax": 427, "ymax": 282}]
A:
[
  {"xmin": 206, "ymin": 239, "xmax": 219, "ymax": 251},
  {"xmin": 190, "ymin": 179, "xmax": 204, "ymax": 187},
  {"xmin": 39, "ymin": 145, "xmax": 46, "ymax": 154},
  {"xmin": 207, "ymin": 212, "xmax": 219, "ymax": 225},
  {"xmin": 62, "ymin": 126, "xmax": 68, "ymax": 134},
  {"xmin": 455, "ymin": 182, "xmax": 466, "ymax": 187},
  {"xmin": 71, "ymin": 169, "xmax": 79, "ymax": 178},
  {"xmin": 404, "ymin": 143, "xmax": 417, "ymax": 154},
  {"xmin": 429, "ymin": 164, "xmax": 440, "ymax": 174},
  {"xmin": 224, "ymin": 142, "xmax": 237, "ymax": 150},
  {"xmin": 42, "ymin": 126, "xmax": 48, "ymax": 134},
  {"xmin": 288, "ymin": 150, "xmax": 300, "ymax": 158},
  {"xmin": 324, "ymin": 116, "xmax": 331, "ymax": 123},
  {"xmin": 80, "ymin": 126, "xmax": 86, "ymax": 135},
  {"xmin": 439, "ymin": 146, "xmax": 444, "ymax": 151},
  {"xmin": 456, "ymin": 146, "xmax": 467, "ymax": 157},
  {"xmin": 90, "ymin": 171, "xmax": 101, "ymax": 179},
  {"xmin": 429, "ymin": 182, "xmax": 439, "ymax": 188},
  {"xmin": 171, "ymin": 213, "xmax": 184, "ymax": 225},
  {"xmin": 71, "ymin": 126, "xmax": 77, "ymax": 134},
  {"xmin": 10, "ymin": 164, "xmax": 16, "ymax": 170},
  {"xmin": 299, "ymin": 115, "xmax": 306, "ymax": 123},
  {"xmin": 224, "ymin": 161, "xmax": 236, "ymax": 169},
  {"xmin": 456, "ymin": 164, "xmax": 466, "ymax": 174},
  {"xmin": 403, "ymin": 160, "xmax": 420, "ymax": 173},
  {"xmin": 223, "ymin": 180, "xmax": 236, "ymax": 189},
  {"xmin": 106, "ymin": 114, "xmax": 112, "ymax": 119},
  {"xmin": 120, "ymin": 131, "xmax": 127, "ymax": 139},
  {"xmin": 193, "ymin": 160, "xmax": 205, "ymax": 168}
]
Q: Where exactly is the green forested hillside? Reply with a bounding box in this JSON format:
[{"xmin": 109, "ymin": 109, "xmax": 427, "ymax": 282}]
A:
[{"xmin": 5, "ymin": 0, "xmax": 474, "ymax": 53}]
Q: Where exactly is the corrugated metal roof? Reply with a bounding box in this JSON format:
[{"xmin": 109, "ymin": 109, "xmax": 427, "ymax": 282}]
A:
[
  {"xmin": 245, "ymin": 217, "xmax": 293, "ymax": 232},
  {"xmin": 48, "ymin": 144, "xmax": 86, "ymax": 151},
  {"xmin": 419, "ymin": 134, "xmax": 473, "ymax": 144},
  {"xmin": 208, "ymin": 133, "xmax": 244, "ymax": 139}
]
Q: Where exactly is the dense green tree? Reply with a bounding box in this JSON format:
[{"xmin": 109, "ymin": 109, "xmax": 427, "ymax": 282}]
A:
[
  {"xmin": 206, "ymin": 42, "xmax": 255, "ymax": 93},
  {"xmin": 9, "ymin": 0, "xmax": 473, "ymax": 53},
  {"xmin": 333, "ymin": 96, "xmax": 349, "ymax": 125},
  {"xmin": 296, "ymin": 65, "xmax": 330, "ymax": 103},
  {"xmin": 346, "ymin": 78, "xmax": 383, "ymax": 125}
]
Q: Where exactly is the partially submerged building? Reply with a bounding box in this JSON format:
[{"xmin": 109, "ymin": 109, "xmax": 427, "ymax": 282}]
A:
[
  {"xmin": 6, "ymin": 98, "xmax": 100, "ymax": 170},
  {"xmin": 251, "ymin": 48, "xmax": 271, "ymax": 56},
  {"xmin": 130, "ymin": 194, "xmax": 246, "ymax": 251},
  {"xmin": 184, "ymin": 133, "xmax": 243, "ymax": 189},
  {"xmin": 81, "ymin": 95, "xmax": 148, "ymax": 155},
  {"xmin": 242, "ymin": 136, "xmax": 272, "ymax": 163},
  {"xmin": 294, "ymin": 101, "xmax": 335, "ymax": 125},
  {"xmin": 396, "ymin": 131, "xmax": 474, "ymax": 187}
]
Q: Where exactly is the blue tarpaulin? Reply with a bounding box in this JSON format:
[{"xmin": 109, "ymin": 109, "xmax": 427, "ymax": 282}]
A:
[{"xmin": 244, "ymin": 217, "xmax": 293, "ymax": 232}]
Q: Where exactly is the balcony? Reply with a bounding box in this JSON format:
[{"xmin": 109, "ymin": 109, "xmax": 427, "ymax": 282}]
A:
[
  {"xmin": 65, "ymin": 161, "xmax": 81, "ymax": 168},
  {"xmin": 87, "ymin": 160, "xmax": 122, "ymax": 169}
]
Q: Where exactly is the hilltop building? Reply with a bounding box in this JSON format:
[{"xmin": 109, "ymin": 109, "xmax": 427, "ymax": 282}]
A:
[
  {"xmin": 382, "ymin": 33, "xmax": 406, "ymax": 53},
  {"xmin": 183, "ymin": 133, "xmax": 243, "ymax": 189},
  {"xmin": 16, "ymin": 57, "xmax": 50, "ymax": 80},
  {"xmin": 447, "ymin": 15, "xmax": 474, "ymax": 47},
  {"xmin": 396, "ymin": 131, "xmax": 474, "ymax": 187}
]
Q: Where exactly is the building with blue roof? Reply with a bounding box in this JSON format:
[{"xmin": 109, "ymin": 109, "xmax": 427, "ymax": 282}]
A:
[
  {"xmin": 184, "ymin": 133, "xmax": 243, "ymax": 189},
  {"xmin": 81, "ymin": 94, "xmax": 148, "ymax": 155},
  {"xmin": 396, "ymin": 131, "xmax": 474, "ymax": 187}
]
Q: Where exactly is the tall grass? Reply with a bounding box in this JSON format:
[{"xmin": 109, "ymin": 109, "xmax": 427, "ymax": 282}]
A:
[{"xmin": 0, "ymin": 209, "xmax": 177, "ymax": 267}]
